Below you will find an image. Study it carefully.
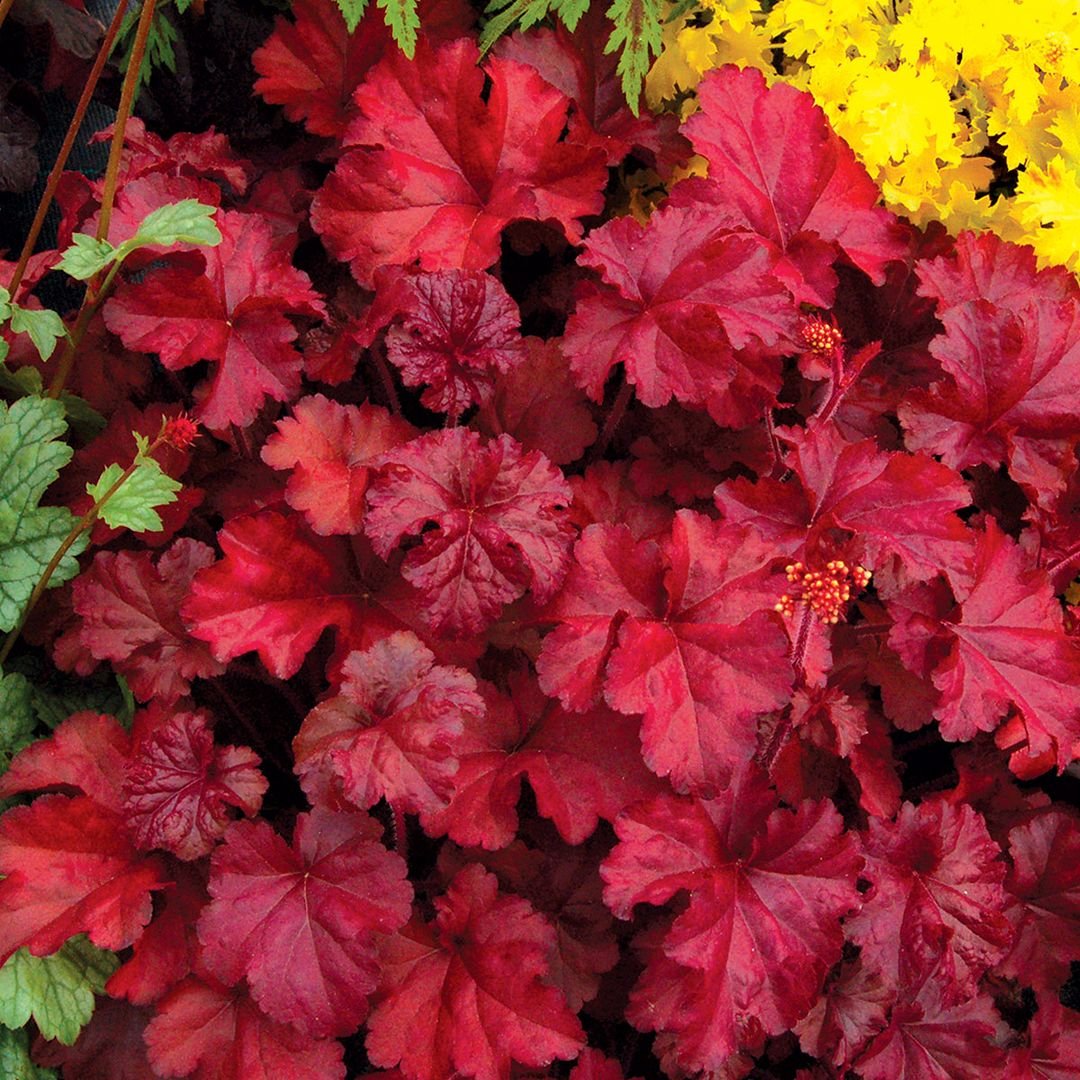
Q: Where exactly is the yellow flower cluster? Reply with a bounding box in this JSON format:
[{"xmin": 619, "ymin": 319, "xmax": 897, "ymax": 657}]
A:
[{"xmin": 647, "ymin": 0, "xmax": 1080, "ymax": 274}]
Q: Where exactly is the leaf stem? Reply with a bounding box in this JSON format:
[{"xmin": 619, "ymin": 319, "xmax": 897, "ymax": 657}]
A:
[
  {"xmin": 0, "ymin": 0, "xmax": 16, "ymax": 34},
  {"xmin": 1045, "ymin": 541, "xmax": 1080, "ymax": 583},
  {"xmin": 369, "ymin": 341, "xmax": 402, "ymax": 416},
  {"xmin": 0, "ymin": 430, "xmax": 169, "ymax": 667},
  {"xmin": 8, "ymin": 0, "xmax": 130, "ymax": 301}
]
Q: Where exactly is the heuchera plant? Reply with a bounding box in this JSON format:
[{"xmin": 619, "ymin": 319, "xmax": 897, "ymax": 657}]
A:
[{"xmin": 1, "ymin": 1, "xmax": 1079, "ymax": 1077}]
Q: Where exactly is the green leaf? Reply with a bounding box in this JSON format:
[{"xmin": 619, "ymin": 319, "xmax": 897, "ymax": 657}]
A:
[
  {"xmin": 604, "ymin": 0, "xmax": 664, "ymax": 115},
  {"xmin": 479, "ymin": 0, "xmax": 552, "ymax": 52},
  {"xmin": 7, "ymin": 308, "xmax": 66, "ymax": 363},
  {"xmin": 0, "ymin": 1026, "xmax": 56, "ymax": 1080},
  {"xmin": 0, "ymin": 397, "xmax": 86, "ymax": 632},
  {"xmin": 551, "ymin": 0, "xmax": 591, "ymax": 29},
  {"xmin": 55, "ymin": 234, "xmax": 117, "ymax": 282},
  {"xmin": 130, "ymin": 199, "xmax": 221, "ymax": 249},
  {"xmin": 335, "ymin": 0, "xmax": 369, "ymax": 32},
  {"xmin": 86, "ymin": 458, "xmax": 181, "ymax": 533},
  {"xmin": 0, "ymin": 937, "xmax": 119, "ymax": 1046},
  {"xmin": 378, "ymin": 0, "xmax": 419, "ymax": 55},
  {"xmin": 5, "ymin": 655, "xmax": 131, "ymax": 732},
  {"xmin": 0, "ymin": 671, "xmax": 35, "ymax": 776}
]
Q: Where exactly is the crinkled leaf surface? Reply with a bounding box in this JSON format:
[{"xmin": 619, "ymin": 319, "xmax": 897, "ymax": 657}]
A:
[
  {"xmin": 365, "ymin": 864, "xmax": 585, "ymax": 1080},
  {"xmin": 931, "ymin": 520, "xmax": 1080, "ymax": 757},
  {"xmin": 0, "ymin": 671, "xmax": 35, "ymax": 776},
  {"xmin": 364, "ymin": 429, "xmax": 574, "ymax": 636},
  {"xmin": 123, "ymin": 709, "xmax": 267, "ymax": 861},
  {"xmin": 294, "ymin": 632, "xmax": 482, "ymax": 823},
  {"xmin": 197, "ymin": 809, "xmax": 412, "ymax": 1037}
]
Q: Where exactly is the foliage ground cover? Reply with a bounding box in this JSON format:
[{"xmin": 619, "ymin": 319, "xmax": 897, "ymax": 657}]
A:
[{"xmin": 0, "ymin": 0, "xmax": 1079, "ymax": 1077}]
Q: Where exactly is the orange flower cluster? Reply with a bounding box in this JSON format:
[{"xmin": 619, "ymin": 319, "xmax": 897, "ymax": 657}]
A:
[{"xmin": 775, "ymin": 559, "xmax": 872, "ymax": 624}]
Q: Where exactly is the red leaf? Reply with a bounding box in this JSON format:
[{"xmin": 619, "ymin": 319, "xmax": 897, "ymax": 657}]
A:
[
  {"xmin": 107, "ymin": 862, "xmax": 207, "ymax": 1006},
  {"xmin": 846, "ymin": 799, "xmax": 1013, "ymax": 1000},
  {"xmin": 104, "ymin": 211, "xmax": 325, "ymax": 430},
  {"xmin": 562, "ymin": 204, "xmax": 796, "ymax": 419},
  {"xmin": 715, "ymin": 422, "xmax": 974, "ymax": 595},
  {"xmin": 473, "ymin": 337, "xmax": 598, "ymax": 466},
  {"xmin": 1007, "ymin": 993, "xmax": 1080, "ymax": 1080},
  {"xmin": 261, "ymin": 395, "xmax": 417, "ymax": 535},
  {"xmin": 426, "ymin": 676, "xmax": 661, "ymax": 849},
  {"xmin": 310, "ymin": 37, "xmax": 607, "ymax": 287},
  {"xmin": 601, "ymin": 766, "xmax": 861, "ymax": 1069},
  {"xmin": 900, "ymin": 232, "xmax": 1080, "ymax": 506},
  {"xmin": 145, "ymin": 976, "xmax": 346, "ymax": 1080},
  {"xmin": 0, "ymin": 794, "xmax": 168, "ymax": 964},
  {"xmin": 71, "ymin": 540, "xmax": 225, "ymax": 705},
  {"xmin": 365, "ymin": 267, "xmax": 528, "ymax": 421},
  {"xmin": 197, "ymin": 809, "xmax": 412, "ymax": 1037},
  {"xmin": 365, "ymin": 864, "xmax": 585, "ymax": 1079},
  {"xmin": 293, "ymin": 632, "xmax": 483, "ymax": 823},
  {"xmin": 544, "ymin": 512, "xmax": 792, "ymax": 793},
  {"xmin": 852, "ymin": 958, "xmax": 1007, "ymax": 1079},
  {"xmin": 364, "ymin": 429, "xmax": 574, "ymax": 636},
  {"xmin": 931, "ymin": 520, "xmax": 1080, "ymax": 757},
  {"xmin": 673, "ymin": 65, "xmax": 905, "ymax": 305},
  {"xmin": 33, "ymin": 997, "xmax": 157, "ymax": 1080},
  {"xmin": 182, "ymin": 511, "xmax": 362, "ymax": 679},
  {"xmin": 999, "ymin": 809, "xmax": 1080, "ymax": 992},
  {"xmin": 0, "ymin": 711, "xmax": 130, "ymax": 808},
  {"xmin": 123, "ymin": 710, "xmax": 267, "ymax": 861},
  {"xmin": 492, "ymin": 6, "xmax": 687, "ymax": 169},
  {"xmin": 252, "ymin": 0, "xmax": 471, "ymax": 139}
]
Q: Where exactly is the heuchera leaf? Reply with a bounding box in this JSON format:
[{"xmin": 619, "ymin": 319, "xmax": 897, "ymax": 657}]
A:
[
  {"xmin": 365, "ymin": 864, "xmax": 585, "ymax": 1079},
  {"xmin": 601, "ymin": 765, "xmax": 862, "ymax": 1071},
  {"xmin": 367, "ymin": 268, "xmax": 528, "ymax": 421},
  {"xmin": 425, "ymin": 676, "xmax": 661, "ymax": 849},
  {"xmin": 539, "ymin": 513, "xmax": 792, "ymax": 793},
  {"xmin": 852, "ymin": 956, "xmax": 1007, "ymax": 1079},
  {"xmin": 181, "ymin": 511, "xmax": 363, "ymax": 679},
  {"xmin": 196, "ymin": 809, "xmax": 412, "ymax": 1037},
  {"xmin": 123, "ymin": 709, "xmax": 267, "ymax": 861},
  {"xmin": 310, "ymin": 36, "xmax": 607, "ymax": 287},
  {"xmin": 103, "ymin": 210, "xmax": 326, "ymax": 430},
  {"xmin": 0, "ymin": 935, "xmax": 119, "ymax": 1045},
  {"xmin": 294, "ymin": 632, "xmax": 483, "ymax": 824},
  {"xmin": 715, "ymin": 421, "xmax": 974, "ymax": 595},
  {"xmin": 930, "ymin": 520, "xmax": 1080, "ymax": 760},
  {"xmin": 473, "ymin": 337, "xmax": 598, "ymax": 466},
  {"xmin": 673, "ymin": 65, "xmax": 906, "ymax": 305},
  {"xmin": 900, "ymin": 231, "xmax": 1080, "ymax": 505},
  {"xmin": 0, "ymin": 670, "xmax": 36, "ymax": 775},
  {"xmin": 251, "ymin": 0, "xmax": 470, "ymax": 139},
  {"xmin": 0, "ymin": 793, "xmax": 168, "ymax": 965},
  {"xmin": 846, "ymin": 799, "xmax": 1013, "ymax": 1000},
  {"xmin": 0, "ymin": 1025, "xmax": 54, "ymax": 1080},
  {"xmin": 71, "ymin": 540, "xmax": 225, "ymax": 705},
  {"xmin": 562, "ymin": 203, "xmax": 797, "ymax": 422},
  {"xmin": 261, "ymin": 395, "xmax": 417, "ymax": 535},
  {"xmin": 364, "ymin": 428, "xmax": 574, "ymax": 636},
  {"xmin": 31, "ymin": 995, "xmax": 155, "ymax": 1079},
  {"xmin": 144, "ymin": 976, "xmax": 346, "ymax": 1080},
  {"xmin": 999, "ymin": 809, "xmax": 1080, "ymax": 993}
]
